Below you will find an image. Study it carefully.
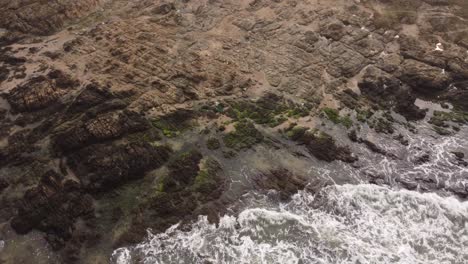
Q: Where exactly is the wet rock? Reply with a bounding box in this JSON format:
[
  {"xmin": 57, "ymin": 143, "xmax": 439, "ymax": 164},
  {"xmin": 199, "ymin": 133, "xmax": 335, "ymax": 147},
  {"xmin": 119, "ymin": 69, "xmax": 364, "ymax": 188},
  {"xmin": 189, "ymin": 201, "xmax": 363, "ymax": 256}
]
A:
[
  {"xmin": 414, "ymin": 154, "xmax": 430, "ymax": 164},
  {"xmin": 117, "ymin": 153, "xmax": 226, "ymax": 246},
  {"xmin": 10, "ymin": 170, "xmax": 94, "ymax": 250},
  {"xmin": 161, "ymin": 150, "xmax": 203, "ymax": 192},
  {"xmin": 440, "ymin": 82, "xmax": 468, "ymax": 111},
  {"xmin": 287, "ymin": 126, "xmax": 357, "ymax": 163},
  {"xmin": 67, "ymin": 142, "xmax": 171, "ymax": 191},
  {"xmin": 451, "ymin": 151, "xmax": 464, "ymax": 159},
  {"xmin": 358, "ymin": 66, "xmax": 426, "ymax": 120},
  {"xmin": 252, "ymin": 169, "xmax": 308, "ymax": 201},
  {"xmin": 451, "ymin": 151, "xmax": 467, "ymax": 166},
  {"xmin": 393, "ymin": 134, "xmax": 409, "ymax": 146}
]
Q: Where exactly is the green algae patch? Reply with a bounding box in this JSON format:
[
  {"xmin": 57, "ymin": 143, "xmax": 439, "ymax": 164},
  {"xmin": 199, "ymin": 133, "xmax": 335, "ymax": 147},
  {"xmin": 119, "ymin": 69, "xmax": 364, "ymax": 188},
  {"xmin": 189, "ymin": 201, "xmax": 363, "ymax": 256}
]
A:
[
  {"xmin": 322, "ymin": 107, "xmax": 354, "ymax": 129},
  {"xmin": 127, "ymin": 129, "xmax": 161, "ymax": 143},
  {"xmin": 192, "ymin": 158, "xmax": 222, "ymax": 194},
  {"xmin": 369, "ymin": 117, "xmax": 395, "ymax": 134},
  {"xmin": 224, "ymin": 93, "xmax": 310, "ymax": 128},
  {"xmin": 223, "ymin": 120, "xmax": 264, "ymax": 150},
  {"xmin": 357, "ymin": 109, "xmax": 374, "ymax": 122},
  {"xmin": 429, "ymin": 111, "xmax": 468, "ymax": 127},
  {"xmin": 151, "ymin": 110, "xmax": 196, "ymax": 138}
]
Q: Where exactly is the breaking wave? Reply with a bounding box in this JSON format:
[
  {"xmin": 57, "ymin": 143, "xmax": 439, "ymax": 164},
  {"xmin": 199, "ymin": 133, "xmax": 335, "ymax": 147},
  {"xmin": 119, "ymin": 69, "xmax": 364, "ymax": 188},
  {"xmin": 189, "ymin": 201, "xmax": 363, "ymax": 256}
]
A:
[{"xmin": 111, "ymin": 184, "xmax": 468, "ymax": 264}]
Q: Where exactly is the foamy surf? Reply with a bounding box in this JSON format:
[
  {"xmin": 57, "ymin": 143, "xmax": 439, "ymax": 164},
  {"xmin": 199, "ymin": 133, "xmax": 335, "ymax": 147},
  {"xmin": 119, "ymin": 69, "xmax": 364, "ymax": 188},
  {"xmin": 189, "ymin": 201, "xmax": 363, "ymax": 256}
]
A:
[{"xmin": 111, "ymin": 184, "xmax": 468, "ymax": 264}]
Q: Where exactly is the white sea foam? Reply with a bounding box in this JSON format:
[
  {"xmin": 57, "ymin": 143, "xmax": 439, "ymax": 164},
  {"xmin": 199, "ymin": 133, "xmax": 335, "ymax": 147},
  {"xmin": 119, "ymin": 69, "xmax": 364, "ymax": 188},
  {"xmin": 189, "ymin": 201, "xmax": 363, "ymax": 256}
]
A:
[{"xmin": 111, "ymin": 184, "xmax": 468, "ymax": 264}]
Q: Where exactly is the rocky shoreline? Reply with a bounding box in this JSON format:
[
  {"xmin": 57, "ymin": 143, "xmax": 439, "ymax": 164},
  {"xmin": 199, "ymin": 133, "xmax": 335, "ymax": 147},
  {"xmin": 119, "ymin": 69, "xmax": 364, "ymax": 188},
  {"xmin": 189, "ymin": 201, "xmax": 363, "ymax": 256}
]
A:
[{"xmin": 0, "ymin": 0, "xmax": 467, "ymax": 263}]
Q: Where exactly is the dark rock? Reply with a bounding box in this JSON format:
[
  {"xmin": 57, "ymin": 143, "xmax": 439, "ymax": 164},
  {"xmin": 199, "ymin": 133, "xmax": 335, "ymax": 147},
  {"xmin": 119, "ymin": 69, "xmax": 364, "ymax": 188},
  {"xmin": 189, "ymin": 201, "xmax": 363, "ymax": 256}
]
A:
[
  {"xmin": 252, "ymin": 169, "xmax": 308, "ymax": 201},
  {"xmin": 0, "ymin": 178, "xmax": 9, "ymax": 192},
  {"xmin": 452, "ymin": 151, "xmax": 465, "ymax": 159},
  {"xmin": 358, "ymin": 66, "xmax": 426, "ymax": 121},
  {"xmin": 307, "ymin": 132, "xmax": 357, "ymax": 163},
  {"xmin": 414, "ymin": 154, "xmax": 430, "ymax": 164},
  {"xmin": 0, "ymin": 0, "xmax": 101, "ymax": 35},
  {"xmin": 0, "ymin": 54, "xmax": 26, "ymax": 65},
  {"xmin": 0, "ymin": 66, "xmax": 9, "ymax": 83},
  {"xmin": 67, "ymin": 142, "xmax": 171, "ymax": 191},
  {"xmin": 67, "ymin": 83, "xmax": 115, "ymax": 113},
  {"xmin": 398, "ymin": 59, "xmax": 451, "ymax": 94},
  {"xmin": 10, "ymin": 170, "xmax": 94, "ymax": 250},
  {"xmin": 440, "ymin": 81, "xmax": 468, "ymax": 111},
  {"xmin": 359, "ymin": 66, "xmax": 401, "ymax": 104},
  {"xmin": 7, "ymin": 76, "xmax": 64, "ymax": 112},
  {"xmin": 393, "ymin": 134, "xmax": 409, "ymax": 146},
  {"xmin": 53, "ymin": 110, "xmax": 149, "ymax": 153},
  {"xmin": 348, "ymin": 130, "xmax": 359, "ymax": 142},
  {"xmin": 47, "ymin": 69, "xmax": 79, "ymax": 89},
  {"xmin": 162, "ymin": 150, "xmax": 203, "ymax": 191},
  {"xmin": 152, "ymin": 3, "xmax": 175, "ymax": 15}
]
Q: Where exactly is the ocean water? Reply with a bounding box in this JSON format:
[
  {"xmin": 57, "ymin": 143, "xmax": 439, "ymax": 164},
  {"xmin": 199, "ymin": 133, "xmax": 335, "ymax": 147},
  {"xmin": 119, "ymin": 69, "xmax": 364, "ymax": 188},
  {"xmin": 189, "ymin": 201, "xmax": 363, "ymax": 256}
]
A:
[{"xmin": 111, "ymin": 184, "xmax": 468, "ymax": 264}]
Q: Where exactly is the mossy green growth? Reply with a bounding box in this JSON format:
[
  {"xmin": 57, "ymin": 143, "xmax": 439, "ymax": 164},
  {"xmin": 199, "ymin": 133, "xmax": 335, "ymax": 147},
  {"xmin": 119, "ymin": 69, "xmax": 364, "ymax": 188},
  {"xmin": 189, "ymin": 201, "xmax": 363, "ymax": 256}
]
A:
[
  {"xmin": 151, "ymin": 110, "xmax": 195, "ymax": 138},
  {"xmin": 323, "ymin": 107, "xmax": 340, "ymax": 123},
  {"xmin": 223, "ymin": 120, "xmax": 264, "ymax": 150},
  {"xmin": 357, "ymin": 109, "xmax": 374, "ymax": 122},
  {"xmin": 225, "ymin": 94, "xmax": 310, "ymax": 127},
  {"xmin": 151, "ymin": 120, "xmax": 180, "ymax": 138},
  {"xmin": 370, "ymin": 117, "xmax": 395, "ymax": 134},
  {"xmin": 340, "ymin": 115, "xmax": 353, "ymax": 129},
  {"xmin": 127, "ymin": 129, "xmax": 161, "ymax": 143},
  {"xmin": 322, "ymin": 108, "xmax": 353, "ymax": 128},
  {"xmin": 429, "ymin": 111, "xmax": 468, "ymax": 127},
  {"xmin": 192, "ymin": 159, "xmax": 221, "ymax": 194},
  {"xmin": 206, "ymin": 138, "xmax": 221, "ymax": 150},
  {"xmin": 433, "ymin": 126, "xmax": 452, "ymax": 136},
  {"xmin": 286, "ymin": 126, "xmax": 308, "ymax": 141}
]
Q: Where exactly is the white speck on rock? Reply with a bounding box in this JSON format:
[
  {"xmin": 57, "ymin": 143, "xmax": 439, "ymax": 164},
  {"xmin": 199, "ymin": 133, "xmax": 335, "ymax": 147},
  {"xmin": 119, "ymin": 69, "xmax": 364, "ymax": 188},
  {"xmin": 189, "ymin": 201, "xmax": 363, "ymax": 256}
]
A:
[{"xmin": 435, "ymin": 43, "xmax": 444, "ymax": 52}]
